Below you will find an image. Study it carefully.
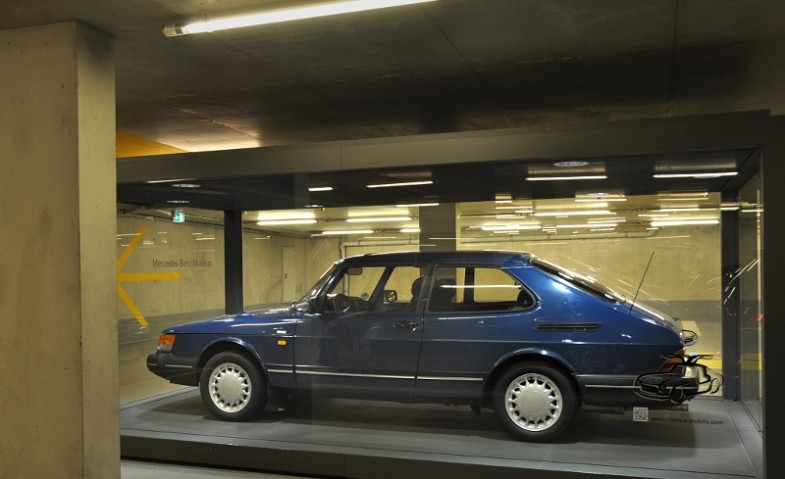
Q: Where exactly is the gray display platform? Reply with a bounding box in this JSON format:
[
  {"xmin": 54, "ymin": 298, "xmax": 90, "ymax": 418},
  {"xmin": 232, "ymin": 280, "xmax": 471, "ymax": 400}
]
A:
[{"xmin": 121, "ymin": 390, "xmax": 762, "ymax": 479}]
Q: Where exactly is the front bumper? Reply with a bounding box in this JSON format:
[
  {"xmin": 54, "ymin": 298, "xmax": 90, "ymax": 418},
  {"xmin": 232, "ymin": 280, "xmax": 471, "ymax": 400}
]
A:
[
  {"xmin": 146, "ymin": 351, "xmax": 199, "ymax": 386},
  {"xmin": 634, "ymin": 354, "xmax": 723, "ymax": 404}
]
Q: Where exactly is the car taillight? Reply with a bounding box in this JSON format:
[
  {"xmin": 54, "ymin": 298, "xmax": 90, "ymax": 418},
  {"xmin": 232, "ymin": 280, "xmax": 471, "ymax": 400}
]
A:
[
  {"xmin": 657, "ymin": 348, "xmax": 687, "ymax": 373},
  {"xmin": 157, "ymin": 334, "xmax": 176, "ymax": 352}
]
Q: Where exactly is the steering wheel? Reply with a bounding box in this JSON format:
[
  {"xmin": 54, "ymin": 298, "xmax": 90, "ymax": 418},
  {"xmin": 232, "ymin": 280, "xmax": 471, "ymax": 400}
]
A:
[{"xmin": 333, "ymin": 293, "xmax": 352, "ymax": 313}]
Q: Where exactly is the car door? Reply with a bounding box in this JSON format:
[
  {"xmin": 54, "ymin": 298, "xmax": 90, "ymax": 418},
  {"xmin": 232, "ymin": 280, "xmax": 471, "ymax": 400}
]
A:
[
  {"xmin": 294, "ymin": 263, "xmax": 425, "ymax": 398},
  {"xmin": 415, "ymin": 264, "xmax": 538, "ymax": 400}
]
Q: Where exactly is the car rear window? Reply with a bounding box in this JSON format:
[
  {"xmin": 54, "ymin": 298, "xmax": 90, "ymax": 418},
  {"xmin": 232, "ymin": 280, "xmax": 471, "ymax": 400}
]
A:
[
  {"xmin": 429, "ymin": 265, "xmax": 535, "ymax": 312},
  {"xmin": 531, "ymin": 257, "xmax": 625, "ymax": 303}
]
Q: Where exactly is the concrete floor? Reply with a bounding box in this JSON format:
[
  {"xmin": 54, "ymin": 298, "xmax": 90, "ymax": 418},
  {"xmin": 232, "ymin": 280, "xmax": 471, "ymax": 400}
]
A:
[
  {"xmin": 122, "ymin": 460, "xmax": 320, "ymax": 479},
  {"xmin": 121, "ymin": 389, "xmax": 762, "ymax": 479}
]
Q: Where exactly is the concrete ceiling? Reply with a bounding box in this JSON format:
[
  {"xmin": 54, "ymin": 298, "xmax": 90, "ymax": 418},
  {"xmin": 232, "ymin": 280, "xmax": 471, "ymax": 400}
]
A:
[{"xmin": 3, "ymin": 0, "xmax": 785, "ymax": 151}]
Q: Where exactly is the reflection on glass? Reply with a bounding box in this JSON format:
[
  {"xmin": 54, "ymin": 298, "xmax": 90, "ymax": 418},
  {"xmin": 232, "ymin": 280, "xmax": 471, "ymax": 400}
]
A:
[
  {"xmin": 117, "ymin": 207, "xmax": 225, "ymax": 404},
  {"xmin": 738, "ymin": 174, "xmax": 763, "ymax": 428},
  {"xmin": 122, "ymin": 195, "xmax": 730, "ymax": 404}
]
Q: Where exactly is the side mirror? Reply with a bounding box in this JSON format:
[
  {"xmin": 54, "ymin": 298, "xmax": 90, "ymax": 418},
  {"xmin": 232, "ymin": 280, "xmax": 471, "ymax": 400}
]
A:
[
  {"xmin": 383, "ymin": 289, "xmax": 398, "ymax": 303},
  {"xmin": 293, "ymin": 297, "xmax": 321, "ymax": 314},
  {"xmin": 308, "ymin": 297, "xmax": 322, "ymax": 314}
]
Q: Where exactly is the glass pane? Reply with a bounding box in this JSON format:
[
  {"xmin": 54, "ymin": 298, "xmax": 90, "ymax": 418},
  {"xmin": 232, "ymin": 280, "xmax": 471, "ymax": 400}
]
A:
[
  {"xmin": 738, "ymin": 173, "xmax": 763, "ymax": 428},
  {"xmin": 459, "ymin": 194, "xmax": 723, "ymax": 377},
  {"xmin": 117, "ymin": 207, "xmax": 225, "ymax": 404},
  {"xmin": 329, "ymin": 266, "xmax": 385, "ymax": 299}
]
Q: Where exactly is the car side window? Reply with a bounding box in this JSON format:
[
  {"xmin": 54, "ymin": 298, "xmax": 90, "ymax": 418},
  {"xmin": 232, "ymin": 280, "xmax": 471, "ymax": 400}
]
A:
[
  {"xmin": 323, "ymin": 265, "xmax": 422, "ymax": 313},
  {"xmin": 376, "ymin": 266, "xmax": 424, "ymax": 313},
  {"xmin": 429, "ymin": 265, "xmax": 534, "ymax": 312}
]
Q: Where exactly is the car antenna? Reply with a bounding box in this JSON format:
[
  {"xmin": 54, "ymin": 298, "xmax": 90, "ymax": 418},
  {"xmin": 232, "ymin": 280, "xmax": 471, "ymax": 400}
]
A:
[{"xmin": 629, "ymin": 251, "xmax": 655, "ymax": 314}]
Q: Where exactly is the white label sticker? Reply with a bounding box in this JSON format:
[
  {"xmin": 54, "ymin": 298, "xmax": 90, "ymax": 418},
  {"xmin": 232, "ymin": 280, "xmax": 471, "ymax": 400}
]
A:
[{"xmin": 633, "ymin": 407, "xmax": 649, "ymax": 422}]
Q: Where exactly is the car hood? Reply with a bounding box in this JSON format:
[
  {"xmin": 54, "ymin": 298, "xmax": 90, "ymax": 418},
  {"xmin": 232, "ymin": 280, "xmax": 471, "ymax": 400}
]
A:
[{"xmin": 163, "ymin": 303, "xmax": 298, "ymax": 335}]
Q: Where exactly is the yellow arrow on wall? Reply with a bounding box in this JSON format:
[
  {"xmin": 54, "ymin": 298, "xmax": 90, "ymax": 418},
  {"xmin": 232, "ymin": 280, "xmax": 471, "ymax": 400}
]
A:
[{"xmin": 117, "ymin": 227, "xmax": 182, "ymax": 327}]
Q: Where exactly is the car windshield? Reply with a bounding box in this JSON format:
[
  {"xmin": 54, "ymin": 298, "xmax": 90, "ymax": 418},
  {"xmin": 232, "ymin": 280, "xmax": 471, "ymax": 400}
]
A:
[
  {"xmin": 531, "ymin": 257, "xmax": 627, "ymax": 303},
  {"xmin": 295, "ymin": 264, "xmax": 336, "ymax": 304}
]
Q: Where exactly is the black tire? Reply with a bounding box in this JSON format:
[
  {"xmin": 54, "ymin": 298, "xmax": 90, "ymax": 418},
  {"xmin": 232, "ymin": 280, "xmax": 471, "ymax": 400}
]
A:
[
  {"xmin": 493, "ymin": 361, "xmax": 579, "ymax": 442},
  {"xmin": 199, "ymin": 350, "xmax": 268, "ymax": 421}
]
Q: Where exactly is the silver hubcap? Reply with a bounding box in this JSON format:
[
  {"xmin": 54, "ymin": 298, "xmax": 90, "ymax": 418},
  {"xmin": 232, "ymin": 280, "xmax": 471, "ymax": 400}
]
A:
[
  {"xmin": 504, "ymin": 372, "xmax": 563, "ymax": 432},
  {"xmin": 208, "ymin": 362, "xmax": 252, "ymax": 413}
]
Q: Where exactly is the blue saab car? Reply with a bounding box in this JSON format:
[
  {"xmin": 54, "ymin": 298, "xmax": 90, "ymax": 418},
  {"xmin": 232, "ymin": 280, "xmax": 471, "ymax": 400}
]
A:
[{"xmin": 147, "ymin": 251, "xmax": 720, "ymax": 441}]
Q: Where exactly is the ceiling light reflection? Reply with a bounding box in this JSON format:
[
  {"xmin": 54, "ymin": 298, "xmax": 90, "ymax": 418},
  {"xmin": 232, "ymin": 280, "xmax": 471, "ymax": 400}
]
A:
[{"xmin": 163, "ymin": 0, "xmax": 438, "ymax": 37}]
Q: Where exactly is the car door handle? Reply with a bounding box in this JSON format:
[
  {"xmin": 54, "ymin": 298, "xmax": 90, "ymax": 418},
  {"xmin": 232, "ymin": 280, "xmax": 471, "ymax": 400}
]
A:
[{"xmin": 394, "ymin": 320, "xmax": 419, "ymax": 332}]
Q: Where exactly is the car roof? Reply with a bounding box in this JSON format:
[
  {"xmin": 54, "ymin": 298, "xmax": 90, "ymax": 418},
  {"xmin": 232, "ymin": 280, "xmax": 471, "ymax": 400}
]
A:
[{"xmin": 338, "ymin": 250, "xmax": 532, "ymax": 268}]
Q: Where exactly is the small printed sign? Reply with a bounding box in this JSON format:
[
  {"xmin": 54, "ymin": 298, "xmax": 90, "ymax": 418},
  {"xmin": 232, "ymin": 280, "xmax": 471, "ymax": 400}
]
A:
[
  {"xmin": 173, "ymin": 209, "xmax": 185, "ymax": 223},
  {"xmin": 633, "ymin": 407, "xmax": 649, "ymax": 422}
]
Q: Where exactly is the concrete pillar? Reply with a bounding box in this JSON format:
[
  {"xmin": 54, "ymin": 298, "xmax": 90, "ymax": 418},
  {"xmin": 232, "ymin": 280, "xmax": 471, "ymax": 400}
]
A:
[
  {"xmin": 419, "ymin": 204, "xmax": 459, "ymax": 251},
  {"xmin": 0, "ymin": 22, "xmax": 118, "ymax": 478},
  {"xmin": 224, "ymin": 210, "xmax": 244, "ymax": 314}
]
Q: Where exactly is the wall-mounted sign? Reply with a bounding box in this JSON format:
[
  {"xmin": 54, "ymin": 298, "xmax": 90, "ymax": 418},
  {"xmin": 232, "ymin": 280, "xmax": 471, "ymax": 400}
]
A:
[{"xmin": 173, "ymin": 209, "xmax": 185, "ymax": 223}]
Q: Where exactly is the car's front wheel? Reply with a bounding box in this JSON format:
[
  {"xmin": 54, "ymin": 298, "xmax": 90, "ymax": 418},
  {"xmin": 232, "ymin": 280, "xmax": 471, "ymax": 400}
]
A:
[
  {"xmin": 200, "ymin": 350, "xmax": 267, "ymax": 421},
  {"xmin": 493, "ymin": 361, "xmax": 578, "ymax": 442}
]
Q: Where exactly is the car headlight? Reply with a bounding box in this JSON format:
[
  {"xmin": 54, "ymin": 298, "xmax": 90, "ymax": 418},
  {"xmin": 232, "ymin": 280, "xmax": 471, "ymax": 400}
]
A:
[{"xmin": 157, "ymin": 333, "xmax": 176, "ymax": 352}]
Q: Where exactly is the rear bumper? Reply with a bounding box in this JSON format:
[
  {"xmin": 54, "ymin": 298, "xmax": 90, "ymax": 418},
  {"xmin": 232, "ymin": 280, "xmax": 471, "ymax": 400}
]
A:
[
  {"xmin": 578, "ymin": 355, "xmax": 723, "ymax": 406},
  {"xmin": 634, "ymin": 354, "xmax": 723, "ymax": 403}
]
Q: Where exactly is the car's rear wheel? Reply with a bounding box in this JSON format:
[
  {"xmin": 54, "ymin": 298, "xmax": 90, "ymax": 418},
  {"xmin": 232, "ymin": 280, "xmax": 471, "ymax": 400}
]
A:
[
  {"xmin": 200, "ymin": 350, "xmax": 267, "ymax": 421},
  {"xmin": 493, "ymin": 361, "xmax": 578, "ymax": 442}
]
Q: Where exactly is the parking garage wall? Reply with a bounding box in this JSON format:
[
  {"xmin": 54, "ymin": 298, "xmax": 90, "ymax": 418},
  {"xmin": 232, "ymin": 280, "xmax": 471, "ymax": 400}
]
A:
[{"xmin": 116, "ymin": 214, "xmax": 338, "ymax": 343}]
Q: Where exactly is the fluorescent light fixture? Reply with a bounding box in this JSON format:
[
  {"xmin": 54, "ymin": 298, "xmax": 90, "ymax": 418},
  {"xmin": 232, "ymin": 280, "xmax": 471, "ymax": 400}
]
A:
[
  {"xmin": 163, "ymin": 0, "xmax": 437, "ymax": 37},
  {"xmin": 526, "ymin": 175, "xmax": 607, "ymax": 182},
  {"xmin": 645, "ymin": 235, "xmax": 691, "ymax": 240},
  {"xmin": 657, "ymin": 192, "xmax": 709, "ymax": 200},
  {"xmin": 166, "ymin": 200, "xmax": 190, "ymax": 204},
  {"xmin": 481, "ymin": 225, "xmax": 541, "ymax": 232},
  {"xmin": 396, "ymin": 202, "xmax": 439, "ymax": 208},
  {"xmin": 575, "ymin": 192, "xmax": 626, "ymax": 202},
  {"xmin": 366, "ymin": 180, "xmax": 433, "ymax": 188},
  {"xmin": 316, "ymin": 229, "xmax": 374, "ymax": 236},
  {"xmin": 650, "ymin": 219, "xmax": 720, "ymax": 227},
  {"xmin": 495, "ymin": 205, "xmax": 533, "ymax": 212},
  {"xmin": 257, "ymin": 212, "xmax": 315, "ymax": 221},
  {"xmin": 534, "ymin": 210, "xmax": 612, "ymax": 217},
  {"xmin": 555, "ymin": 223, "xmax": 618, "ymax": 229},
  {"xmin": 171, "ymin": 183, "xmax": 201, "ymax": 188},
  {"xmin": 346, "ymin": 216, "xmax": 411, "ymax": 223},
  {"xmin": 658, "ymin": 207, "xmax": 704, "ymax": 213},
  {"xmin": 564, "ymin": 202, "xmax": 608, "ymax": 208},
  {"xmin": 653, "ymin": 172, "xmax": 737, "ymax": 179},
  {"xmin": 256, "ymin": 219, "xmax": 317, "ymax": 226},
  {"xmin": 308, "ymin": 186, "xmax": 334, "ymax": 192},
  {"xmin": 400, "ymin": 228, "xmax": 421, "ymax": 233}
]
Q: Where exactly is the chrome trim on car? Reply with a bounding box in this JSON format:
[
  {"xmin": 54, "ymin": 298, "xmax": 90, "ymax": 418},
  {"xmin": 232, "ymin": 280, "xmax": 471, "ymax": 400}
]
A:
[
  {"xmin": 163, "ymin": 363, "xmax": 193, "ymax": 369},
  {"xmin": 298, "ymin": 370, "xmax": 415, "ymax": 380},
  {"xmin": 584, "ymin": 384, "xmax": 637, "ymax": 389},
  {"xmin": 267, "ymin": 368, "xmax": 295, "ymax": 374},
  {"xmin": 417, "ymin": 376, "xmax": 484, "ymax": 382}
]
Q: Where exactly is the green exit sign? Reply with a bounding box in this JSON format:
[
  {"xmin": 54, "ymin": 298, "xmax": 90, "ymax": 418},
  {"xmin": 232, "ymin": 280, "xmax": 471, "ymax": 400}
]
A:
[{"xmin": 173, "ymin": 209, "xmax": 185, "ymax": 223}]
